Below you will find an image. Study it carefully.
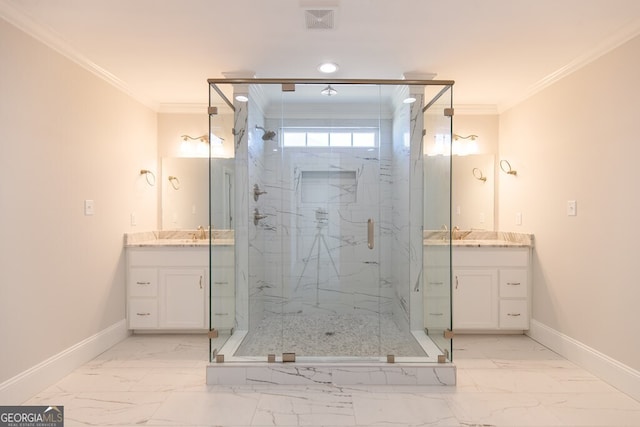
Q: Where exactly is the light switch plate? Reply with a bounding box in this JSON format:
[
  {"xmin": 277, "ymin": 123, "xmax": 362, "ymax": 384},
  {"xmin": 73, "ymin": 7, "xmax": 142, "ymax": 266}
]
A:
[
  {"xmin": 567, "ymin": 200, "xmax": 577, "ymax": 216},
  {"xmin": 84, "ymin": 199, "xmax": 94, "ymax": 216},
  {"xmin": 515, "ymin": 212, "xmax": 522, "ymax": 225}
]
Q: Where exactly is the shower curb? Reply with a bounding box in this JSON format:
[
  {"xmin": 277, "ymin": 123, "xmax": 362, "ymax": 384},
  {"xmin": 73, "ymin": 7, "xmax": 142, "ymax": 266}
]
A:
[{"xmin": 206, "ymin": 362, "xmax": 456, "ymax": 386}]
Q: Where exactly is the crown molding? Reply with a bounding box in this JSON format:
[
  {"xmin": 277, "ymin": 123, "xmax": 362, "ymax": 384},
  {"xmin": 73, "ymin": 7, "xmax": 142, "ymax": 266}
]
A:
[
  {"xmin": 157, "ymin": 103, "xmax": 209, "ymax": 114},
  {"xmin": 453, "ymin": 104, "xmax": 498, "ymax": 115},
  {"xmin": 0, "ymin": 1, "xmax": 158, "ymax": 111},
  {"xmin": 499, "ymin": 17, "xmax": 640, "ymax": 113}
]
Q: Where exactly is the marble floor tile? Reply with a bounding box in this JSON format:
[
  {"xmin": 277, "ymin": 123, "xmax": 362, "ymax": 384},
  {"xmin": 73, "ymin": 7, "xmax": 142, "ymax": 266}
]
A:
[{"xmin": 22, "ymin": 334, "xmax": 640, "ymax": 426}]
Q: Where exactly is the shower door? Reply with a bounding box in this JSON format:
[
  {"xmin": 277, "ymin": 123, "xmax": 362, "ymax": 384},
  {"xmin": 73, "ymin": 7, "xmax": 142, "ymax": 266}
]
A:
[
  {"xmin": 207, "ymin": 79, "xmax": 453, "ymax": 363},
  {"xmin": 241, "ymin": 82, "xmax": 428, "ymax": 360},
  {"xmin": 248, "ymin": 83, "xmax": 382, "ymax": 359}
]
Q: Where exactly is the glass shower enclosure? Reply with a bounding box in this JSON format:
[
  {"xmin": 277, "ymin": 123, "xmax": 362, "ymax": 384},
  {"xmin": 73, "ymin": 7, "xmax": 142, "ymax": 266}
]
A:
[{"xmin": 207, "ymin": 78, "xmax": 453, "ymax": 366}]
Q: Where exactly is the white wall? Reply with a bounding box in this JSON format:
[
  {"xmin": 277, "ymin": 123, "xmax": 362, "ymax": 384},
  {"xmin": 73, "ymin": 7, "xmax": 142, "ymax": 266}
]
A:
[
  {"xmin": 0, "ymin": 18, "xmax": 157, "ymax": 396},
  {"xmin": 499, "ymin": 34, "xmax": 640, "ymax": 371}
]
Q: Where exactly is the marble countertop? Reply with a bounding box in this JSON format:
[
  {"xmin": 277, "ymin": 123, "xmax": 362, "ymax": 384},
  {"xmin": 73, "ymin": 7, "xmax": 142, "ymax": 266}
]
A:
[
  {"xmin": 124, "ymin": 230, "xmax": 234, "ymax": 247},
  {"xmin": 423, "ymin": 230, "xmax": 534, "ymax": 248}
]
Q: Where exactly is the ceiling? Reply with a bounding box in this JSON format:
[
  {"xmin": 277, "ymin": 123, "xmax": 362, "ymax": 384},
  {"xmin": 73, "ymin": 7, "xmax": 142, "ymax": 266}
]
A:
[{"xmin": 2, "ymin": 0, "xmax": 640, "ymax": 112}]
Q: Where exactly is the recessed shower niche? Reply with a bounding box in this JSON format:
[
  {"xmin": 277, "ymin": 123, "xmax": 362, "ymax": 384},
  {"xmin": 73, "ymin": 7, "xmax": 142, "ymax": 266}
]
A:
[
  {"xmin": 205, "ymin": 79, "xmax": 455, "ymax": 385},
  {"xmin": 300, "ymin": 170, "xmax": 357, "ymax": 203}
]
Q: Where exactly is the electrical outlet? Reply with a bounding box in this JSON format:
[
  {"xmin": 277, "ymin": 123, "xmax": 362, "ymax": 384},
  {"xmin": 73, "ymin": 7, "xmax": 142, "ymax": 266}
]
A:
[{"xmin": 130, "ymin": 212, "xmax": 137, "ymax": 226}]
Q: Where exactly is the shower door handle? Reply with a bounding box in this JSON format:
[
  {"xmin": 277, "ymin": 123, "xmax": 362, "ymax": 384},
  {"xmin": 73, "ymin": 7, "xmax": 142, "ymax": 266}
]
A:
[{"xmin": 367, "ymin": 219, "xmax": 374, "ymax": 249}]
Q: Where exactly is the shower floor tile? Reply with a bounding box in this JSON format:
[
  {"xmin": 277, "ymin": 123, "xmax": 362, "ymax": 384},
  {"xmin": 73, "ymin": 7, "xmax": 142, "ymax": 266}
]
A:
[{"xmin": 234, "ymin": 313, "xmax": 427, "ymax": 357}]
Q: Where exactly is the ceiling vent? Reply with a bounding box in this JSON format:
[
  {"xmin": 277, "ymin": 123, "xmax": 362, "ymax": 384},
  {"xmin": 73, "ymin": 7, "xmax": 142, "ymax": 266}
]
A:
[{"xmin": 305, "ymin": 9, "xmax": 335, "ymax": 30}]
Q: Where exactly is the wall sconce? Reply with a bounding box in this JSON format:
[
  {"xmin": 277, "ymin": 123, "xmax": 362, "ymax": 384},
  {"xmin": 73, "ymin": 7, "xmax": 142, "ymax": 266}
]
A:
[
  {"xmin": 179, "ymin": 133, "xmax": 224, "ymax": 157},
  {"xmin": 139, "ymin": 169, "xmax": 156, "ymax": 186},
  {"xmin": 452, "ymin": 134, "xmax": 479, "ymax": 156},
  {"xmin": 181, "ymin": 134, "xmax": 209, "ymax": 144},
  {"xmin": 500, "ymin": 159, "xmax": 518, "ymax": 176},
  {"xmin": 167, "ymin": 175, "xmax": 180, "ymax": 190},
  {"xmin": 472, "ymin": 167, "xmax": 487, "ymax": 182}
]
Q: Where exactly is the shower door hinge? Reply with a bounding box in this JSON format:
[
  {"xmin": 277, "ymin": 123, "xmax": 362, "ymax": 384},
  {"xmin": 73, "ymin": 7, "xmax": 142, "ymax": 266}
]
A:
[
  {"xmin": 444, "ymin": 107, "xmax": 454, "ymax": 117},
  {"xmin": 444, "ymin": 329, "xmax": 455, "ymax": 339},
  {"xmin": 208, "ymin": 106, "xmax": 218, "ymax": 116},
  {"xmin": 282, "ymin": 352, "xmax": 296, "ymax": 362},
  {"xmin": 437, "ymin": 349, "xmax": 450, "ymax": 363},
  {"xmin": 208, "ymin": 329, "xmax": 218, "ymax": 339},
  {"xmin": 282, "ymin": 83, "xmax": 296, "ymax": 92},
  {"xmin": 215, "ymin": 354, "xmax": 225, "ymax": 363},
  {"xmin": 386, "ymin": 354, "xmax": 395, "ymax": 364}
]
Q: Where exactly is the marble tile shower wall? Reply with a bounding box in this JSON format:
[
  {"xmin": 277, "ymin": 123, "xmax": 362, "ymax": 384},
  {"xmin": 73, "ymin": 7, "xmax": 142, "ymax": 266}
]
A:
[
  {"xmin": 235, "ymin": 91, "xmax": 423, "ymax": 353},
  {"xmin": 246, "ymin": 95, "xmax": 267, "ymax": 333},
  {"xmin": 233, "ymin": 91, "xmax": 250, "ymax": 332},
  {"xmin": 253, "ymin": 118, "xmax": 396, "ymax": 320},
  {"xmin": 390, "ymin": 99, "xmax": 412, "ymax": 329}
]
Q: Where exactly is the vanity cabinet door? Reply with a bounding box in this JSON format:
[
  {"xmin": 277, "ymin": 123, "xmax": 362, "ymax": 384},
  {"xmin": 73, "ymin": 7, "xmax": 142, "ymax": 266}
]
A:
[
  {"xmin": 453, "ymin": 268, "xmax": 498, "ymax": 330},
  {"xmin": 159, "ymin": 268, "xmax": 208, "ymax": 329}
]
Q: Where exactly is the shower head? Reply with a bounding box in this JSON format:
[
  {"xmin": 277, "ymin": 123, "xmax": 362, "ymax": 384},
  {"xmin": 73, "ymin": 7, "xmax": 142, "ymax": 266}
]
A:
[{"xmin": 255, "ymin": 125, "xmax": 276, "ymax": 141}]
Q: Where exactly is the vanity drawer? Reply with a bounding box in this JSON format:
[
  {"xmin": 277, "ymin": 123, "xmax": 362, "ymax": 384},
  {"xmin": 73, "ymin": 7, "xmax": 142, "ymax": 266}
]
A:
[
  {"xmin": 499, "ymin": 269, "xmax": 528, "ymax": 298},
  {"xmin": 424, "ymin": 268, "xmax": 450, "ymax": 296},
  {"xmin": 128, "ymin": 268, "xmax": 158, "ymax": 297},
  {"xmin": 424, "ymin": 297, "xmax": 450, "ymax": 329},
  {"xmin": 211, "ymin": 296, "xmax": 235, "ymax": 329},
  {"xmin": 499, "ymin": 299, "xmax": 528, "ymax": 329},
  {"xmin": 211, "ymin": 267, "xmax": 235, "ymax": 297},
  {"xmin": 128, "ymin": 298, "xmax": 158, "ymax": 328}
]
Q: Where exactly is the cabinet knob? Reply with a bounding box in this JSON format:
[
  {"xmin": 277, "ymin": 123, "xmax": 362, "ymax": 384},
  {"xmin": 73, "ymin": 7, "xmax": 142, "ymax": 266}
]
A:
[
  {"xmin": 136, "ymin": 281, "xmax": 151, "ymax": 285},
  {"xmin": 199, "ymin": 276, "xmax": 203, "ymax": 289},
  {"xmin": 429, "ymin": 312, "xmax": 444, "ymax": 316},
  {"xmin": 429, "ymin": 281, "xmax": 444, "ymax": 286},
  {"xmin": 507, "ymin": 313, "xmax": 521, "ymax": 317},
  {"xmin": 506, "ymin": 282, "xmax": 521, "ymax": 286},
  {"xmin": 214, "ymin": 281, "xmax": 228, "ymax": 285},
  {"xmin": 136, "ymin": 312, "xmax": 151, "ymax": 316}
]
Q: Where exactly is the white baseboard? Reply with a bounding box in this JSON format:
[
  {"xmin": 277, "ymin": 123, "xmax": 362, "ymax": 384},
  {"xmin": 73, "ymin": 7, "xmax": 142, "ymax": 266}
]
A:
[
  {"xmin": 0, "ymin": 319, "xmax": 129, "ymax": 405},
  {"xmin": 527, "ymin": 319, "xmax": 640, "ymax": 402}
]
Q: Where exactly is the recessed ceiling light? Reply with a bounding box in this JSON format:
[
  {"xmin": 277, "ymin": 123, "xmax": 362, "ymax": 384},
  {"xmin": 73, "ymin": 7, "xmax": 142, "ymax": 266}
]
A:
[
  {"xmin": 318, "ymin": 62, "xmax": 338, "ymax": 73},
  {"xmin": 235, "ymin": 95, "xmax": 248, "ymax": 102}
]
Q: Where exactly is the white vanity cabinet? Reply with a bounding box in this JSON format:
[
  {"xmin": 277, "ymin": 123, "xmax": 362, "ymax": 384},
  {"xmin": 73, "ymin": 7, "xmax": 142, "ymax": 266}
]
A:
[
  {"xmin": 126, "ymin": 247, "xmax": 210, "ymax": 331},
  {"xmin": 452, "ymin": 247, "xmax": 531, "ymax": 331},
  {"xmin": 424, "ymin": 244, "xmax": 532, "ymax": 333}
]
